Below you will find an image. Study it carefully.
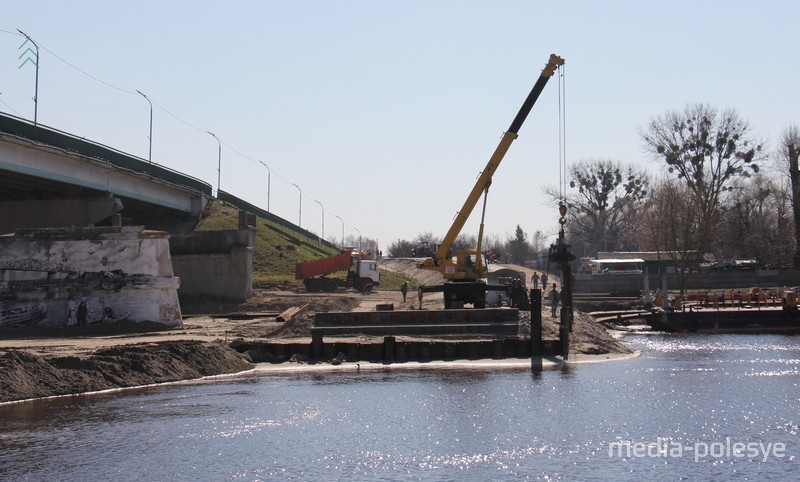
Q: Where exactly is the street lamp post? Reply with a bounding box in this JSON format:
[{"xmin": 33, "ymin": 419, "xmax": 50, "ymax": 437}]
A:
[
  {"xmin": 207, "ymin": 131, "xmax": 221, "ymax": 196},
  {"xmin": 292, "ymin": 183, "xmax": 302, "ymax": 227},
  {"xmin": 315, "ymin": 200, "xmax": 324, "ymax": 244},
  {"xmin": 336, "ymin": 215, "xmax": 344, "ymax": 248},
  {"xmin": 258, "ymin": 161, "xmax": 271, "ymax": 212},
  {"xmin": 136, "ymin": 90, "xmax": 153, "ymax": 163},
  {"xmin": 354, "ymin": 227, "xmax": 362, "ymax": 252}
]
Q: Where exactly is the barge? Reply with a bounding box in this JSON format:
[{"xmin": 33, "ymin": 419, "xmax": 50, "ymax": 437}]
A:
[{"xmin": 647, "ymin": 306, "xmax": 800, "ymax": 334}]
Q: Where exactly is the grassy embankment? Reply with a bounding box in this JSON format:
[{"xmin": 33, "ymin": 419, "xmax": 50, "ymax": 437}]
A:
[{"xmin": 194, "ymin": 200, "xmax": 411, "ymax": 291}]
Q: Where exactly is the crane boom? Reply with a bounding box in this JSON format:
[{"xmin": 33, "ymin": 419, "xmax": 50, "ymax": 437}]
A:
[{"xmin": 419, "ymin": 54, "xmax": 564, "ymax": 292}]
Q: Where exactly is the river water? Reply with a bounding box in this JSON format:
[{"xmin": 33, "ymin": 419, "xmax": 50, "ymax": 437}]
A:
[{"xmin": 1, "ymin": 333, "xmax": 798, "ymax": 481}]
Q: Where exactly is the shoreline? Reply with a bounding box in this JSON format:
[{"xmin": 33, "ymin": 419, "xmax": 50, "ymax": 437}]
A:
[
  {"xmin": 0, "ymin": 366, "xmax": 263, "ymax": 407},
  {"xmin": 0, "ymin": 347, "xmax": 640, "ymax": 405},
  {"xmin": 0, "ymin": 288, "xmax": 638, "ymax": 404},
  {"xmin": 247, "ymin": 350, "xmax": 641, "ymax": 373},
  {"xmin": 0, "ymin": 340, "xmax": 254, "ymax": 404}
]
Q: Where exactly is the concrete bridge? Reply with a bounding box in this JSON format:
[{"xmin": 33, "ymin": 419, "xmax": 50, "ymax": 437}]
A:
[
  {"xmin": 0, "ymin": 112, "xmax": 342, "ymax": 306},
  {"xmin": 0, "ymin": 112, "xmax": 212, "ymax": 234}
]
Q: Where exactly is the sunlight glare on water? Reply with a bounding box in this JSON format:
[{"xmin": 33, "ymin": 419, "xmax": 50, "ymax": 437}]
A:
[{"xmin": 0, "ymin": 333, "xmax": 798, "ymax": 480}]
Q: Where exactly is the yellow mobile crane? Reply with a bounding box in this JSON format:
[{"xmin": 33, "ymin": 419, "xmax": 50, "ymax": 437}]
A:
[{"xmin": 418, "ymin": 54, "xmax": 564, "ymax": 309}]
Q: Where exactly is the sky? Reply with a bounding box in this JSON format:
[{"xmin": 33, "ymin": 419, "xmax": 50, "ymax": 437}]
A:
[{"xmin": 2, "ymin": 1, "xmax": 798, "ymax": 252}]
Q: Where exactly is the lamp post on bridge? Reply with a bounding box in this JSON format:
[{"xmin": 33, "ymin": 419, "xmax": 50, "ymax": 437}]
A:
[
  {"xmin": 258, "ymin": 160, "xmax": 271, "ymax": 212},
  {"xmin": 207, "ymin": 131, "xmax": 221, "ymax": 196},
  {"xmin": 315, "ymin": 200, "xmax": 325, "ymax": 245},
  {"xmin": 336, "ymin": 215, "xmax": 344, "ymax": 249},
  {"xmin": 136, "ymin": 90, "xmax": 153, "ymax": 163},
  {"xmin": 292, "ymin": 183, "xmax": 302, "ymax": 227},
  {"xmin": 354, "ymin": 226, "xmax": 361, "ymax": 253}
]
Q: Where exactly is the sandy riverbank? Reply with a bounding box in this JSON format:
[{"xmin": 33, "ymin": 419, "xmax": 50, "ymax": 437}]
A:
[
  {"xmin": 0, "ymin": 340, "xmax": 639, "ymax": 404},
  {"xmin": 0, "ymin": 340, "xmax": 252, "ymax": 403},
  {"xmin": 0, "ymin": 262, "xmax": 637, "ymax": 404},
  {"xmin": 0, "ymin": 313, "xmax": 635, "ymax": 404}
]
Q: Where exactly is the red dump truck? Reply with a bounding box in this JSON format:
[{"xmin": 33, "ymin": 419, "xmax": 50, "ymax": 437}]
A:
[{"xmin": 295, "ymin": 249, "xmax": 380, "ymax": 292}]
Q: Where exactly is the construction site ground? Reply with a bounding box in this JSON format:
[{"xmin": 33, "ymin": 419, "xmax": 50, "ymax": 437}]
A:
[
  {"xmin": 0, "ymin": 260, "xmax": 632, "ymax": 357},
  {"xmin": 0, "ymin": 260, "xmax": 635, "ymax": 403}
]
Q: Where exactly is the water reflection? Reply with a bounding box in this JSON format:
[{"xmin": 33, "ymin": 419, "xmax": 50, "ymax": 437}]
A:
[{"xmin": 1, "ymin": 333, "xmax": 798, "ymax": 481}]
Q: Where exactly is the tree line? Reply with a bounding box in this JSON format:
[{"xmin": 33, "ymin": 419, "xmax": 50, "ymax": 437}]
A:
[
  {"xmin": 385, "ymin": 103, "xmax": 800, "ymax": 275},
  {"xmin": 548, "ymin": 103, "xmax": 799, "ymax": 276},
  {"xmin": 386, "ymin": 227, "xmax": 548, "ymax": 265}
]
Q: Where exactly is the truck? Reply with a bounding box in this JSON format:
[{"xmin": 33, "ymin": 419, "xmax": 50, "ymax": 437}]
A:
[
  {"xmin": 295, "ymin": 248, "xmax": 380, "ymax": 292},
  {"xmin": 417, "ymin": 54, "xmax": 564, "ymax": 308}
]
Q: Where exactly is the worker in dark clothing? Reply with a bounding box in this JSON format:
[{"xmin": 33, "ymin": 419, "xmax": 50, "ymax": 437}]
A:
[
  {"xmin": 77, "ymin": 297, "xmax": 89, "ymax": 325},
  {"xmin": 549, "ymin": 284, "xmax": 560, "ymax": 317},
  {"xmin": 401, "ymin": 281, "xmax": 408, "ymax": 302},
  {"xmin": 510, "ymin": 278, "xmax": 523, "ymax": 308}
]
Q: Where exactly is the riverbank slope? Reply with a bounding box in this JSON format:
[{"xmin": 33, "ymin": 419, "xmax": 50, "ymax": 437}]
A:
[
  {"xmin": 1, "ymin": 264, "xmax": 634, "ymax": 403},
  {"xmin": 0, "ymin": 340, "xmax": 252, "ymax": 403}
]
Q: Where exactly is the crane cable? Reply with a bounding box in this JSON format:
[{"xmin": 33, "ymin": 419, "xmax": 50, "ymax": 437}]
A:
[
  {"xmin": 558, "ymin": 63, "xmax": 567, "ymax": 202},
  {"xmin": 547, "ymin": 62, "xmax": 567, "ymax": 279}
]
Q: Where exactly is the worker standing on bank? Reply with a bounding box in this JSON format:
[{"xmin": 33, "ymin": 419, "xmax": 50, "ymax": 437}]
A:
[
  {"xmin": 549, "ymin": 283, "xmax": 560, "ymax": 318},
  {"xmin": 532, "ymin": 272, "xmax": 539, "ymax": 289},
  {"xmin": 400, "ymin": 281, "xmax": 408, "ymax": 302}
]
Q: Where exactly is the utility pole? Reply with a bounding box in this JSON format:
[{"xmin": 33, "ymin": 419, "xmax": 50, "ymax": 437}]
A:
[{"xmin": 17, "ymin": 30, "xmax": 39, "ymax": 125}]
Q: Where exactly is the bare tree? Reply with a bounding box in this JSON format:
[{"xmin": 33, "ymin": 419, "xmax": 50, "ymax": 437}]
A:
[
  {"xmin": 412, "ymin": 232, "xmax": 441, "ymax": 246},
  {"xmin": 453, "ymin": 233, "xmax": 477, "ymax": 253},
  {"xmin": 483, "ymin": 233, "xmax": 502, "ymax": 255},
  {"xmin": 638, "ymin": 179, "xmax": 703, "ymax": 292},
  {"xmin": 725, "ymin": 175, "xmax": 794, "ymax": 266},
  {"xmin": 545, "ymin": 159, "xmax": 649, "ymax": 256},
  {"xmin": 641, "ymin": 103, "xmax": 763, "ymax": 255},
  {"xmin": 387, "ymin": 239, "xmax": 415, "ymax": 258},
  {"xmin": 529, "ymin": 229, "xmax": 547, "ymax": 254}
]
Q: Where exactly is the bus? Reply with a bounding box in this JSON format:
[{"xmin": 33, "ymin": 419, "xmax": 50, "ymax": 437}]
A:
[{"xmin": 591, "ymin": 258, "xmax": 644, "ymax": 275}]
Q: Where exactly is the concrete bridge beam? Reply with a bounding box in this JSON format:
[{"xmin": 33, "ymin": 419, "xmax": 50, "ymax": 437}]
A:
[{"xmin": 0, "ymin": 197, "xmax": 123, "ymax": 233}]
